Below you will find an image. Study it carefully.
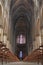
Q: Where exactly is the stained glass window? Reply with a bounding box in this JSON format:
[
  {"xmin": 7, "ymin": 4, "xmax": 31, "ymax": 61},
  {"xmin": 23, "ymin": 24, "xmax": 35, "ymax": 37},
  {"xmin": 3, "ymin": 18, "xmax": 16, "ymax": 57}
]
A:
[
  {"xmin": 19, "ymin": 51, "xmax": 22, "ymax": 58},
  {"xmin": 16, "ymin": 34, "xmax": 26, "ymax": 44}
]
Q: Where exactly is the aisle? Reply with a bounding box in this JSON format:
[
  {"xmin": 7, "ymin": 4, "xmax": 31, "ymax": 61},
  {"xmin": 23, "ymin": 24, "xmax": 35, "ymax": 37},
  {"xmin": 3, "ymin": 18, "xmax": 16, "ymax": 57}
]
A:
[{"xmin": 0, "ymin": 62, "xmax": 41, "ymax": 65}]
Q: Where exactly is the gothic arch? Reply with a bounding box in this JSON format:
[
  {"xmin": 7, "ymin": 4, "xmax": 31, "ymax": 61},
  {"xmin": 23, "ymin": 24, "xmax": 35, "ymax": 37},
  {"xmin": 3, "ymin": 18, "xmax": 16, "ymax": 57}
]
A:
[
  {"xmin": 0, "ymin": 2, "xmax": 3, "ymax": 17},
  {"xmin": 9, "ymin": 0, "xmax": 34, "ymax": 58},
  {"xmin": 0, "ymin": 3, "xmax": 3, "ymax": 26},
  {"xmin": 0, "ymin": 4, "xmax": 2, "ymax": 18}
]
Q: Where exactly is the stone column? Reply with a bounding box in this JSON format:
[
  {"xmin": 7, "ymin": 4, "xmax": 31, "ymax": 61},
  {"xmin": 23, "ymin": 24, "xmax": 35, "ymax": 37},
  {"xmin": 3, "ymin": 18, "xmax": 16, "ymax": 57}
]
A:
[
  {"xmin": 41, "ymin": 28, "xmax": 43, "ymax": 45},
  {"xmin": 35, "ymin": 18, "xmax": 41, "ymax": 49},
  {"xmin": 7, "ymin": 39, "xmax": 13, "ymax": 53},
  {"xmin": 33, "ymin": 18, "xmax": 41, "ymax": 50}
]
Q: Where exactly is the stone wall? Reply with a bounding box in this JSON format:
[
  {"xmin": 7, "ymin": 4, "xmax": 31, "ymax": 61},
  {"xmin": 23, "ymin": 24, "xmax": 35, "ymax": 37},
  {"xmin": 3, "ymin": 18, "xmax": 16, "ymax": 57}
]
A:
[
  {"xmin": 0, "ymin": 0, "xmax": 43, "ymax": 55},
  {"xmin": 0, "ymin": 0, "xmax": 13, "ymax": 53}
]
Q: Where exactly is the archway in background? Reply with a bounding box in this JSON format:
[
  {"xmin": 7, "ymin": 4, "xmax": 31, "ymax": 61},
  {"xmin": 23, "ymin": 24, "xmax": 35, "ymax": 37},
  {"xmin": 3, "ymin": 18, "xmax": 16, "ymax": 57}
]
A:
[{"xmin": 9, "ymin": 0, "xmax": 34, "ymax": 60}]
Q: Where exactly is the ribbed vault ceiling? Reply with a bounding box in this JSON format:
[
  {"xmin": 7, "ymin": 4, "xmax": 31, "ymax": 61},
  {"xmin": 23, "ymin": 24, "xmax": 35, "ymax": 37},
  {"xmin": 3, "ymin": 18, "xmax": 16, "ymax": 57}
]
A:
[
  {"xmin": 9, "ymin": 0, "xmax": 34, "ymax": 53},
  {"xmin": 10, "ymin": 0, "xmax": 34, "ymax": 30}
]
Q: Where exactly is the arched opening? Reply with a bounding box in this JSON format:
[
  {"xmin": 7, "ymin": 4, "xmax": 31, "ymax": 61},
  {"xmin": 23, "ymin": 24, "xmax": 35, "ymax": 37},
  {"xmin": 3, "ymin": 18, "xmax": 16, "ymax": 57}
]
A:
[
  {"xmin": 9, "ymin": 0, "xmax": 34, "ymax": 61},
  {"xmin": 15, "ymin": 19, "xmax": 28, "ymax": 60}
]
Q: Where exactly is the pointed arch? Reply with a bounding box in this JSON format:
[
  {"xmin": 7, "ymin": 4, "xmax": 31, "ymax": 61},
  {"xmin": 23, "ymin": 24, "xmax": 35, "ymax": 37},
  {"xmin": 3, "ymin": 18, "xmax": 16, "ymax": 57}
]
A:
[{"xmin": 0, "ymin": 2, "xmax": 3, "ymax": 16}]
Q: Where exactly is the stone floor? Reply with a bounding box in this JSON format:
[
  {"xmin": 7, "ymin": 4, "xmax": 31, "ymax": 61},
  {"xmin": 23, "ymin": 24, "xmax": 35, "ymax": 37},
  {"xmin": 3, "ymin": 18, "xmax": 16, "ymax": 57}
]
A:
[{"xmin": 0, "ymin": 62, "xmax": 42, "ymax": 65}]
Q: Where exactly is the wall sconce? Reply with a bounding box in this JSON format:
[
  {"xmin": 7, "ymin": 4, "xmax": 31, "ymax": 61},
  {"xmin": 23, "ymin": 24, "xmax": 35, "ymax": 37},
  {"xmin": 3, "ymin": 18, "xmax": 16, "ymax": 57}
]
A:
[{"xmin": 0, "ymin": 25, "xmax": 3, "ymax": 42}]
